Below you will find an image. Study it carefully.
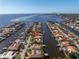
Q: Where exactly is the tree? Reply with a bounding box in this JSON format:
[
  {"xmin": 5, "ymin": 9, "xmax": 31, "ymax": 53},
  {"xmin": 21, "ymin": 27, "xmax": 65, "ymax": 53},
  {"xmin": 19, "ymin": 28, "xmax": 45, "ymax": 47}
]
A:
[{"xmin": 15, "ymin": 52, "xmax": 21, "ymax": 59}]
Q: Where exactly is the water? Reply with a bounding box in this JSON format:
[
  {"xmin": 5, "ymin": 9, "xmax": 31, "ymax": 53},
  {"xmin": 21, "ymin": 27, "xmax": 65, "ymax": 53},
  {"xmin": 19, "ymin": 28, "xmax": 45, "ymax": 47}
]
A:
[
  {"xmin": 0, "ymin": 24, "xmax": 26, "ymax": 53},
  {"xmin": 0, "ymin": 14, "xmax": 64, "ymax": 58},
  {"xmin": 0, "ymin": 14, "xmax": 32, "ymax": 27},
  {"xmin": 0, "ymin": 14, "xmax": 63, "ymax": 27},
  {"xmin": 41, "ymin": 23, "xmax": 66, "ymax": 59},
  {"xmin": 60, "ymin": 23, "xmax": 79, "ymax": 37}
]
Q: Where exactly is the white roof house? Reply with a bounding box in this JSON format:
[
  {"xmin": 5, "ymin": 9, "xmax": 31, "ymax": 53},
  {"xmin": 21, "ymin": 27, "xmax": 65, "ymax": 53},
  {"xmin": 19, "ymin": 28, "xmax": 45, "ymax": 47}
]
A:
[{"xmin": 0, "ymin": 51, "xmax": 16, "ymax": 59}]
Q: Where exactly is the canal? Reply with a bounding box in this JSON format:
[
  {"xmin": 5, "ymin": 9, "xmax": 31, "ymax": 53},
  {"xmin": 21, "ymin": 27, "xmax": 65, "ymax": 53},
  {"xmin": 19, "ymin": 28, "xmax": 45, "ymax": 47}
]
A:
[
  {"xmin": 0, "ymin": 22, "xmax": 32, "ymax": 54},
  {"xmin": 42, "ymin": 22, "xmax": 65, "ymax": 59},
  {"xmin": 60, "ymin": 23, "xmax": 79, "ymax": 36}
]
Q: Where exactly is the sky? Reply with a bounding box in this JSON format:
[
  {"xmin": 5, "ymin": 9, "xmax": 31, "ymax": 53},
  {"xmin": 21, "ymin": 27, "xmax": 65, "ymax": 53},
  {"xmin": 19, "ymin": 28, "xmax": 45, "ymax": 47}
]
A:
[{"xmin": 0, "ymin": 0, "xmax": 79, "ymax": 13}]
